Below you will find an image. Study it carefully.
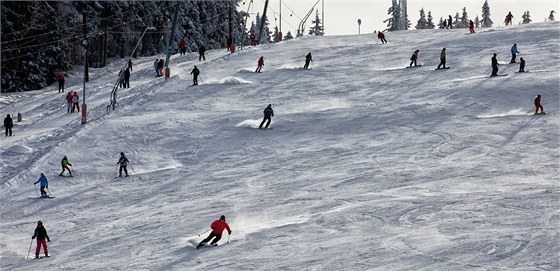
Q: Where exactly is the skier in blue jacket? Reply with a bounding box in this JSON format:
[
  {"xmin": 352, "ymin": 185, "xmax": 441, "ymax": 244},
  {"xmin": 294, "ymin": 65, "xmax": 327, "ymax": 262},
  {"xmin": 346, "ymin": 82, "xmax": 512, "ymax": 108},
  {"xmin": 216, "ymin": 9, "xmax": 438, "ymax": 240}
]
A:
[
  {"xmin": 510, "ymin": 44, "xmax": 519, "ymax": 63},
  {"xmin": 34, "ymin": 173, "xmax": 49, "ymax": 197}
]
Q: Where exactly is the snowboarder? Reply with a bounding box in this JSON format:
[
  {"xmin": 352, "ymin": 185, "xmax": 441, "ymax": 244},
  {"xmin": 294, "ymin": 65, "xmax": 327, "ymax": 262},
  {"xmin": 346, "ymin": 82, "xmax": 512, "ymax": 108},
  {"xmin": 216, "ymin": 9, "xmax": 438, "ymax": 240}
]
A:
[
  {"xmin": 55, "ymin": 71, "xmax": 65, "ymax": 93},
  {"xmin": 31, "ymin": 221, "xmax": 50, "ymax": 259},
  {"xmin": 123, "ymin": 68, "xmax": 131, "ymax": 88},
  {"xmin": 377, "ymin": 31, "xmax": 387, "ymax": 44},
  {"xmin": 259, "ymin": 104, "xmax": 274, "ymax": 129},
  {"xmin": 437, "ymin": 48, "xmax": 446, "ymax": 69},
  {"xmin": 59, "ymin": 156, "xmax": 72, "ymax": 177},
  {"xmin": 158, "ymin": 59, "xmax": 164, "ymax": 77},
  {"xmin": 4, "ymin": 114, "xmax": 13, "ymax": 137},
  {"xmin": 448, "ymin": 15, "xmax": 453, "ymax": 29},
  {"xmin": 303, "ymin": 52, "xmax": 313, "ymax": 69},
  {"xmin": 71, "ymin": 91, "xmax": 80, "ymax": 113},
  {"xmin": 117, "ymin": 152, "xmax": 129, "ymax": 177},
  {"xmin": 255, "ymin": 56, "xmax": 264, "ymax": 73},
  {"xmin": 505, "ymin": 12, "xmax": 514, "ymax": 26},
  {"xmin": 491, "ymin": 53, "xmax": 499, "ymax": 76},
  {"xmin": 198, "ymin": 45, "xmax": 206, "ymax": 61},
  {"xmin": 409, "ymin": 49, "xmax": 420, "ymax": 67},
  {"xmin": 65, "ymin": 92, "xmax": 73, "ymax": 113},
  {"xmin": 510, "ymin": 43, "xmax": 519, "ymax": 63},
  {"xmin": 190, "ymin": 65, "xmax": 200, "ymax": 86},
  {"xmin": 534, "ymin": 94, "xmax": 545, "ymax": 115},
  {"xmin": 196, "ymin": 215, "xmax": 232, "ymax": 249},
  {"xmin": 518, "ymin": 57, "xmax": 526, "ymax": 72},
  {"xmin": 34, "ymin": 173, "xmax": 49, "ymax": 197},
  {"xmin": 179, "ymin": 38, "xmax": 186, "ymax": 55},
  {"xmin": 469, "ymin": 20, "xmax": 475, "ymax": 33},
  {"xmin": 154, "ymin": 59, "xmax": 160, "ymax": 77}
]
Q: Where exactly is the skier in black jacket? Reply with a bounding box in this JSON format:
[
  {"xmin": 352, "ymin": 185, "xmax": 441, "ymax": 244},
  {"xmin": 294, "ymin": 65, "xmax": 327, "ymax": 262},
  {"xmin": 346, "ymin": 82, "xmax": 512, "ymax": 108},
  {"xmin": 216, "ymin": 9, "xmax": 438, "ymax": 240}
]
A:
[
  {"xmin": 259, "ymin": 104, "xmax": 274, "ymax": 129},
  {"xmin": 491, "ymin": 53, "xmax": 499, "ymax": 76},
  {"xmin": 199, "ymin": 45, "xmax": 206, "ymax": 61},
  {"xmin": 32, "ymin": 221, "xmax": 51, "ymax": 258},
  {"xmin": 117, "ymin": 152, "xmax": 129, "ymax": 177},
  {"xmin": 4, "ymin": 114, "xmax": 13, "ymax": 137}
]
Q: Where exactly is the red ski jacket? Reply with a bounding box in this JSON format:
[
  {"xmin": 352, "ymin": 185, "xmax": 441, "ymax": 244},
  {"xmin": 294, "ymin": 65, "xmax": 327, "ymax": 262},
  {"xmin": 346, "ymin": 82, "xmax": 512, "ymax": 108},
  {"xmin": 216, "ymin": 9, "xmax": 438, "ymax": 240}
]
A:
[{"xmin": 210, "ymin": 219, "xmax": 231, "ymax": 235}]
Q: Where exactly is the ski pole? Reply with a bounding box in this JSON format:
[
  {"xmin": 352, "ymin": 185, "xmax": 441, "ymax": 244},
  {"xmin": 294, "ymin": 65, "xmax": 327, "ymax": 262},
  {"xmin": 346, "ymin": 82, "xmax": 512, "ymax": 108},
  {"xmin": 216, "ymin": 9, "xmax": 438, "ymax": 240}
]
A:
[
  {"xmin": 227, "ymin": 234, "xmax": 230, "ymax": 243},
  {"xmin": 115, "ymin": 164, "xmax": 119, "ymax": 177},
  {"xmin": 129, "ymin": 164, "xmax": 135, "ymax": 173},
  {"xmin": 198, "ymin": 229, "xmax": 210, "ymax": 236},
  {"xmin": 26, "ymin": 238, "xmax": 33, "ymax": 260},
  {"xmin": 34, "ymin": 184, "xmax": 38, "ymax": 197},
  {"xmin": 46, "ymin": 188, "xmax": 53, "ymax": 197}
]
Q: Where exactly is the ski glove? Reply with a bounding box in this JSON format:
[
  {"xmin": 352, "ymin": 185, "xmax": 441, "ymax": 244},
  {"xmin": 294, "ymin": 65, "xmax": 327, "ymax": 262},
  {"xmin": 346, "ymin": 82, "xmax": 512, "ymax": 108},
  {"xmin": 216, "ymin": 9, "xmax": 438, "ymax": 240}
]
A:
[
  {"xmin": 31, "ymin": 236, "xmax": 35, "ymax": 239},
  {"xmin": 47, "ymin": 239, "xmax": 51, "ymax": 242},
  {"xmin": 228, "ymin": 231, "xmax": 232, "ymax": 235}
]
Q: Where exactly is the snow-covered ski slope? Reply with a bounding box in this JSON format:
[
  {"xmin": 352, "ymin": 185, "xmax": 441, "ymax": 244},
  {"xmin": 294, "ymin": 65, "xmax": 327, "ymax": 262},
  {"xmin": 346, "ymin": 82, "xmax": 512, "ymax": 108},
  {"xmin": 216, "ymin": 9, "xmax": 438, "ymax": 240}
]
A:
[{"xmin": 1, "ymin": 22, "xmax": 559, "ymax": 270}]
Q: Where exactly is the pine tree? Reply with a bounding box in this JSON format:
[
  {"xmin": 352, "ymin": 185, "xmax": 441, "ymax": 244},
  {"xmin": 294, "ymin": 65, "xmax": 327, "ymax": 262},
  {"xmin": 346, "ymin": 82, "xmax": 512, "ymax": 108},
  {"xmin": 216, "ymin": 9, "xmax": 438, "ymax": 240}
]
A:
[
  {"xmin": 460, "ymin": 7, "xmax": 469, "ymax": 28},
  {"xmin": 283, "ymin": 31, "xmax": 294, "ymax": 40},
  {"xmin": 474, "ymin": 15, "xmax": 480, "ymax": 28},
  {"xmin": 454, "ymin": 12, "xmax": 461, "ymax": 28},
  {"xmin": 437, "ymin": 17, "xmax": 445, "ymax": 29},
  {"xmin": 427, "ymin": 11, "xmax": 435, "ymax": 29},
  {"xmin": 522, "ymin": 11, "xmax": 532, "ymax": 24},
  {"xmin": 548, "ymin": 10, "xmax": 555, "ymax": 21},
  {"xmin": 251, "ymin": 12, "xmax": 272, "ymax": 44},
  {"xmin": 399, "ymin": 0, "xmax": 410, "ymax": 30},
  {"xmin": 308, "ymin": 9, "xmax": 324, "ymax": 36},
  {"xmin": 415, "ymin": 8, "xmax": 428, "ymax": 29},
  {"xmin": 481, "ymin": 0, "xmax": 493, "ymax": 28},
  {"xmin": 383, "ymin": 0, "xmax": 401, "ymax": 31}
]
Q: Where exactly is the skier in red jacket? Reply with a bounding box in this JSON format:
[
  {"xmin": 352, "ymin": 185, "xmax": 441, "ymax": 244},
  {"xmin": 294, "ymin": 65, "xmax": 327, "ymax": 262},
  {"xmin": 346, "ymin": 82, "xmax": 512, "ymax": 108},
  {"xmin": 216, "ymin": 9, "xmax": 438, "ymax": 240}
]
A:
[
  {"xmin": 197, "ymin": 215, "xmax": 232, "ymax": 249},
  {"xmin": 534, "ymin": 94, "xmax": 545, "ymax": 115}
]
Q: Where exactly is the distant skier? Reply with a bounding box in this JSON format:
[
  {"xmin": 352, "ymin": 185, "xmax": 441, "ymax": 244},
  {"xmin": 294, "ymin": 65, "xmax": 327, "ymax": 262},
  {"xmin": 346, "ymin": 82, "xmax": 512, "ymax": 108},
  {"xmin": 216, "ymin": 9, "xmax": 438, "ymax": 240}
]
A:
[
  {"xmin": 4, "ymin": 114, "xmax": 13, "ymax": 137},
  {"xmin": 123, "ymin": 68, "xmax": 131, "ymax": 88},
  {"xmin": 71, "ymin": 91, "xmax": 80, "ymax": 113},
  {"xmin": 303, "ymin": 52, "xmax": 313, "ymax": 69},
  {"xmin": 259, "ymin": 104, "xmax": 274, "ymax": 129},
  {"xmin": 179, "ymin": 38, "xmax": 186, "ymax": 55},
  {"xmin": 154, "ymin": 59, "xmax": 160, "ymax": 77},
  {"xmin": 534, "ymin": 94, "xmax": 545, "ymax": 115},
  {"xmin": 437, "ymin": 48, "xmax": 446, "ymax": 69},
  {"xmin": 55, "ymin": 71, "xmax": 65, "ymax": 93},
  {"xmin": 198, "ymin": 45, "xmax": 206, "ymax": 61},
  {"xmin": 409, "ymin": 49, "xmax": 420, "ymax": 67},
  {"xmin": 34, "ymin": 173, "xmax": 49, "ymax": 197},
  {"xmin": 448, "ymin": 15, "xmax": 453, "ymax": 29},
  {"xmin": 510, "ymin": 43, "xmax": 519, "ymax": 63},
  {"xmin": 505, "ymin": 12, "xmax": 514, "ymax": 26},
  {"xmin": 197, "ymin": 215, "xmax": 232, "ymax": 249},
  {"xmin": 31, "ymin": 221, "xmax": 50, "ymax": 258},
  {"xmin": 59, "ymin": 156, "xmax": 72, "ymax": 177},
  {"xmin": 117, "ymin": 152, "xmax": 129, "ymax": 177},
  {"xmin": 250, "ymin": 32, "xmax": 256, "ymax": 46},
  {"xmin": 190, "ymin": 65, "xmax": 200, "ymax": 86},
  {"xmin": 518, "ymin": 57, "xmax": 526, "ymax": 72},
  {"xmin": 65, "ymin": 92, "xmax": 73, "ymax": 113},
  {"xmin": 469, "ymin": 20, "xmax": 475, "ymax": 33},
  {"xmin": 127, "ymin": 59, "xmax": 133, "ymax": 71},
  {"xmin": 491, "ymin": 53, "xmax": 499, "ymax": 76},
  {"xmin": 158, "ymin": 59, "xmax": 164, "ymax": 77},
  {"xmin": 442, "ymin": 19, "xmax": 447, "ymax": 29},
  {"xmin": 377, "ymin": 31, "xmax": 387, "ymax": 44},
  {"xmin": 255, "ymin": 56, "xmax": 264, "ymax": 73}
]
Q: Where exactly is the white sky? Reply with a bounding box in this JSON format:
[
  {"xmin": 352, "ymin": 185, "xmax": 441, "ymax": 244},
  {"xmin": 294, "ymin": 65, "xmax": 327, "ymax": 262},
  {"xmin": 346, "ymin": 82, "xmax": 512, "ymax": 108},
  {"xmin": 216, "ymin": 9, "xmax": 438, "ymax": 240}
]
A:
[{"xmin": 245, "ymin": 0, "xmax": 560, "ymax": 35}]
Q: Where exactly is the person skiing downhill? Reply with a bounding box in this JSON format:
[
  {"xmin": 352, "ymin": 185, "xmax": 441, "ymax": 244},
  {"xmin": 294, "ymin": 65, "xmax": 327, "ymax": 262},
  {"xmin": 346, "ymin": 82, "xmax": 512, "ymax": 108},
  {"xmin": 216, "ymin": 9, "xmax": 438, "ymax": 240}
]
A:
[
  {"xmin": 534, "ymin": 94, "xmax": 545, "ymax": 115},
  {"xmin": 197, "ymin": 215, "xmax": 232, "ymax": 249},
  {"xmin": 117, "ymin": 152, "xmax": 129, "ymax": 177},
  {"xmin": 510, "ymin": 43, "xmax": 519, "ymax": 63},
  {"xmin": 409, "ymin": 49, "xmax": 420, "ymax": 67},
  {"xmin": 190, "ymin": 65, "xmax": 200, "ymax": 85},
  {"xmin": 259, "ymin": 104, "xmax": 274, "ymax": 129},
  {"xmin": 59, "ymin": 156, "xmax": 72, "ymax": 177},
  {"xmin": 32, "ymin": 221, "xmax": 50, "ymax": 258},
  {"xmin": 518, "ymin": 57, "xmax": 526, "ymax": 72},
  {"xmin": 34, "ymin": 173, "xmax": 49, "ymax": 197},
  {"xmin": 469, "ymin": 20, "xmax": 475, "ymax": 33},
  {"xmin": 303, "ymin": 52, "xmax": 313, "ymax": 69},
  {"xmin": 437, "ymin": 48, "xmax": 446, "ymax": 69},
  {"xmin": 255, "ymin": 56, "xmax": 264, "ymax": 73},
  {"xmin": 4, "ymin": 114, "xmax": 13, "ymax": 137},
  {"xmin": 377, "ymin": 31, "xmax": 387, "ymax": 44},
  {"xmin": 491, "ymin": 53, "xmax": 499, "ymax": 76}
]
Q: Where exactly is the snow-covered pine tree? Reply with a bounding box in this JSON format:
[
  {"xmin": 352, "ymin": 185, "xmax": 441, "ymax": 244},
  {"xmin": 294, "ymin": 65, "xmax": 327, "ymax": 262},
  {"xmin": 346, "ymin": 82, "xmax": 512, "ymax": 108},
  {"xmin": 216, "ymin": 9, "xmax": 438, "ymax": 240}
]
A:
[
  {"xmin": 251, "ymin": 12, "xmax": 272, "ymax": 44},
  {"xmin": 415, "ymin": 8, "xmax": 428, "ymax": 29},
  {"xmin": 481, "ymin": 0, "xmax": 493, "ymax": 28},
  {"xmin": 283, "ymin": 31, "xmax": 294, "ymax": 40},
  {"xmin": 383, "ymin": 0, "xmax": 401, "ymax": 31},
  {"xmin": 474, "ymin": 15, "xmax": 480, "ymax": 28},
  {"xmin": 399, "ymin": 0, "xmax": 410, "ymax": 30},
  {"xmin": 460, "ymin": 7, "xmax": 469, "ymax": 28},
  {"xmin": 438, "ymin": 17, "xmax": 445, "ymax": 29},
  {"xmin": 522, "ymin": 11, "xmax": 532, "ymax": 24},
  {"xmin": 548, "ymin": 10, "xmax": 555, "ymax": 21},
  {"xmin": 273, "ymin": 26, "xmax": 280, "ymax": 42},
  {"xmin": 427, "ymin": 11, "xmax": 435, "ymax": 29},
  {"xmin": 454, "ymin": 12, "xmax": 461, "ymax": 28},
  {"xmin": 308, "ymin": 9, "xmax": 324, "ymax": 36}
]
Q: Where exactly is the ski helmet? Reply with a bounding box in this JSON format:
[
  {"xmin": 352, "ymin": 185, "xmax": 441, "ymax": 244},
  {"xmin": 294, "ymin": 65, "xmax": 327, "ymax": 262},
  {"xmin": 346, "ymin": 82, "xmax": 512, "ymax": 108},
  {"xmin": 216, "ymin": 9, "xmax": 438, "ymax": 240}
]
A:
[
  {"xmin": 220, "ymin": 215, "xmax": 226, "ymax": 220},
  {"xmin": 37, "ymin": 221, "xmax": 43, "ymax": 225}
]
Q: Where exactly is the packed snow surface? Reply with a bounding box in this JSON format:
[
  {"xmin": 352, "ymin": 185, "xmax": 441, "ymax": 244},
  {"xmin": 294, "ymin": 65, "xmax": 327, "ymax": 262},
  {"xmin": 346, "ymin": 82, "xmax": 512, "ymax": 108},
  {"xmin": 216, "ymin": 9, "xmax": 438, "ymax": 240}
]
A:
[{"xmin": 1, "ymin": 22, "xmax": 559, "ymax": 270}]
